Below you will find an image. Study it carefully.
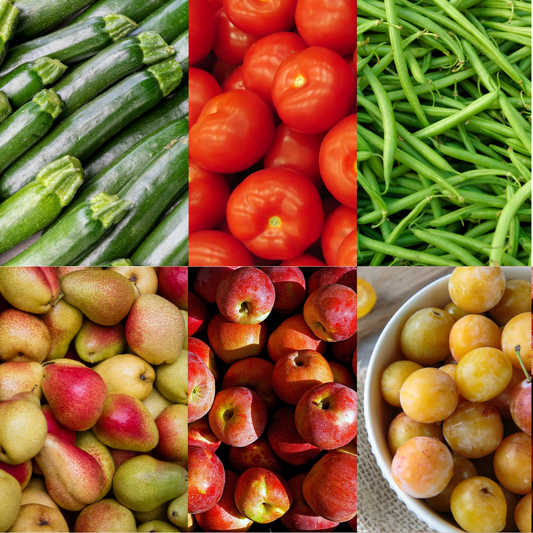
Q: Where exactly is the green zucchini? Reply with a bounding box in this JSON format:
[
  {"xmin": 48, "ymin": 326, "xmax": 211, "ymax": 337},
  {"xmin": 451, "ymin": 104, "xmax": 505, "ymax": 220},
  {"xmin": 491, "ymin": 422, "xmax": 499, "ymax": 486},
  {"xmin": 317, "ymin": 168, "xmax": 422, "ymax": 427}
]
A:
[
  {"xmin": 0, "ymin": 88, "xmax": 62, "ymax": 175},
  {"xmin": 75, "ymin": 132, "xmax": 189, "ymax": 265},
  {"xmin": 4, "ymin": 192, "xmax": 132, "ymax": 266},
  {"xmin": 0, "ymin": 14, "xmax": 137, "ymax": 77},
  {"xmin": 0, "ymin": 155, "xmax": 83, "ymax": 254},
  {"xmin": 131, "ymin": 192, "xmax": 188, "ymax": 265},
  {"xmin": 82, "ymin": 85, "xmax": 188, "ymax": 180},
  {"xmin": 54, "ymin": 32, "xmax": 175, "ymax": 121},
  {"xmin": 0, "ymin": 58, "xmax": 182, "ymax": 202},
  {"xmin": 0, "ymin": 0, "xmax": 18, "ymax": 67},
  {"xmin": 172, "ymin": 31, "xmax": 188, "ymax": 74},
  {"xmin": 76, "ymin": 0, "xmax": 169, "ymax": 24},
  {"xmin": 0, "ymin": 89, "xmax": 10, "ymax": 121},
  {"xmin": 0, "ymin": 57, "xmax": 66, "ymax": 109},
  {"xmin": 130, "ymin": 0, "xmax": 189, "ymax": 44}
]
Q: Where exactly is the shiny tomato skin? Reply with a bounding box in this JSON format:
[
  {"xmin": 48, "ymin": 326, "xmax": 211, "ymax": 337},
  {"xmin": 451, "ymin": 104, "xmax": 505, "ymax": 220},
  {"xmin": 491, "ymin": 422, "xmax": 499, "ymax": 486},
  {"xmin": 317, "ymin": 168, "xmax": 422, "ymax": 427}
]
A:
[
  {"xmin": 226, "ymin": 168, "xmax": 324, "ymax": 260},
  {"xmin": 222, "ymin": 65, "xmax": 245, "ymax": 91},
  {"xmin": 206, "ymin": 0, "xmax": 223, "ymax": 8},
  {"xmin": 189, "ymin": 231, "xmax": 255, "ymax": 266},
  {"xmin": 242, "ymin": 32, "xmax": 307, "ymax": 109},
  {"xmin": 319, "ymin": 114, "xmax": 357, "ymax": 208},
  {"xmin": 264, "ymin": 123, "xmax": 324, "ymax": 188},
  {"xmin": 295, "ymin": 0, "xmax": 357, "ymax": 56},
  {"xmin": 222, "ymin": 0, "xmax": 299, "ymax": 36},
  {"xmin": 272, "ymin": 46, "xmax": 356, "ymax": 134},
  {"xmin": 190, "ymin": 0, "xmax": 217, "ymax": 67},
  {"xmin": 281, "ymin": 254, "xmax": 326, "ymax": 266},
  {"xmin": 211, "ymin": 58, "xmax": 238, "ymax": 86},
  {"xmin": 321, "ymin": 205, "xmax": 357, "ymax": 266},
  {"xmin": 189, "ymin": 68, "xmax": 222, "ymax": 128},
  {"xmin": 190, "ymin": 89, "xmax": 275, "ymax": 174},
  {"xmin": 336, "ymin": 229, "xmax": 357, "ymax": 266}
]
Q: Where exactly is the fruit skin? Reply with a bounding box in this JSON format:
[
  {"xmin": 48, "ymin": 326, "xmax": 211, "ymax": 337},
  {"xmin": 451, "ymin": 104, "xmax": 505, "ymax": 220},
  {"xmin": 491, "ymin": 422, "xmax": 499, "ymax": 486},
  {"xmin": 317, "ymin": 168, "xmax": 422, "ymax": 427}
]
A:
[
  {"xmin": 188, "ymin": 445, "xmax": 225, "ymax": 514},
  {"xmin": 41, "ymin": 405, "xmax": 76, "ymax": 445},
  {"xmin": 188, "ymin": 352, "xmax": 216, "ymax": 423},
  {"xmin": 188, "ymin": 416, "xmax": 221, "ymax": 453},
  {"xmin": 188, "ymin": 291, "xmax": 208, "ymax": 336},
  {"xmin": 125, "ymin": 294, "xmax": 185, "ymax": 365},
  {"xmin": 514, "ymin": 492, "xmax": 531, "ymax": 533},
  {"xmin": 0, "ymin": 460, "xmax": 32, "ymax": 489},
  {"xmin": 501, "ymin": 312, "xmax": 532, "ymax": 371},
  {"xmin": 0, "ymin": 470, "xmax": 22, "ymax": 532},
  {"xmin": 510, "ymin": 379, "xmax": 531, "ymax": 436},
  {"xmin": 60, "ymin": 269, "xmax": 135, "ymax": 326},
  {"xmin": 8, "ymin": 503, "xmax": 69, "ymax": 532},
  {"xmin": 228, "ymin": 435, "xmax": 283, "ymax": 474},
  {"xmin": 20, "ymin": 478, "xmax": 59, "ymax": 509},
  {"xmin": 75, "ymin": 319, "xmax": 126, "ymax": 364},
  {"xmin": 194, "ymin": 267, "xmax": 237, "ymax": 304},
  {"xmin": 261, "ymin": 266, "xmax": 306, "ymax": 315},
  {"xmin": 154, "ymin": 404, "xmax": 188, "ymax": 462},
  {"xmin": 155, "ymin": 349, "xmax": 187, "ymax": 404},
  {"xmin": 493, "ymin": 432, "xmax": 531, "ymax": 495},
  {"xmin": 157, "ymin": 267, "xmax": 188, "ymax": 309},
  {"xmin": 167, "ymin": 492, "xmax": 188, "ymax": 529},
  {"xmin": 109, "ymin": 266, "xmax": 158, "ymax": 300},
  {"xmin": 142, "ymin": 387, "xmax": 172, "ymax": 420},
  {"xmin": 307, "ymin": 267, "xmax": 357, "ymax": 295},
  {"xmin": 74, "ymin": 498, "xmax": 136, "ymax": 533},
  {"xmin": 0, "ymin": 361, "xmax": 43, "ymax": 401},
  {"xmin": 188, "ymin": 336, "xmax": 218, "ymax": 381},
  {"xmin": 137, "ymin": 520, "xmax": 180, "ymax": 532}
]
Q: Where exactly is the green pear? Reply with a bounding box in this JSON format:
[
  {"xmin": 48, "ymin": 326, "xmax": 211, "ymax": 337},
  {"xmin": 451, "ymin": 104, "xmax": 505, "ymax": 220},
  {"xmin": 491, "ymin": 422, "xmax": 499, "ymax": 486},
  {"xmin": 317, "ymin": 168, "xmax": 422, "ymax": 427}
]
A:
[
  {"xmin": 0, "ymin": 470, "xmax": 21, "ymax": 532},
  {"xmin": 0, "ymin": 391, "xmax": 47, "ymax": 464},
  {"xmin": 60, "ymin": 269, "xmax": 135, "ymax": 326},
  {"xmin": 8, "ymin": 503, "xmax": 69, "ymax": 532},
  {"xmin": 155, "ymin": 404, "xmax": 187, "ymax": 462},
  {"xmin": 113, "ymin": 456, "xmax": 187, "ymax": 512},
  {"xmin": 155, "ymin": 350, "xmax": 187, "ymax": 404},
  {"xmin": 143, "ymin": 387, "xmax": 173, "ymax": 419},
  {"xmin": 74, "ymin": 499, "xmax": 137, "ymax": 532},
  {"xmin": 109, "ymin": 266, "xmax": 158, "ymax": 300},
  {"xmin": 0, "ymin": 361, "xmax": 43, "ymax": 401},
  {"xmin": 167, "ymin": 492, "xmax": 187, "ymax": 530},
  {"xmin": 42, "ymin": 299, "xmax": 83, "ymax": 361},
  {"xmin": 180, "ymin": 310, "xmax": 187, "ymax": 348},
  {"xmin": 75, "ymin": 318, "xmax": 126, "ymax": 364},
  {"xmin": 138, "ymin": 520, "xmax": 180, "ymax": 532},
  {"xmin": 94, "ymin": 354, "xmax": 155, "ymax": 400},
  {"xmin": 134, "ymin": 503, "xmax": 169, "ymax": 523},
  {"xmin": 21, "ymin": 478, "xmax": 58, "ymax": 509}
]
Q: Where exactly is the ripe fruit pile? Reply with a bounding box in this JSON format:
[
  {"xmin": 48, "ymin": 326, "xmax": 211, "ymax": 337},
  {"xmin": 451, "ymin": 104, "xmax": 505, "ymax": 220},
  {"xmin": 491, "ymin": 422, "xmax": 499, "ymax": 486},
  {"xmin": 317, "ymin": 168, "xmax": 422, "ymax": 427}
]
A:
[
  {"xmin": 0, "ymin": 266, "xmax": 188, "ymax": 532},
  {"xmin": 381, "ymin": 266, "xmax": 531, "ymax": 533},
  {"xmin": 188, "ymin": 266, "xmax": 357, "ymax": 531}
]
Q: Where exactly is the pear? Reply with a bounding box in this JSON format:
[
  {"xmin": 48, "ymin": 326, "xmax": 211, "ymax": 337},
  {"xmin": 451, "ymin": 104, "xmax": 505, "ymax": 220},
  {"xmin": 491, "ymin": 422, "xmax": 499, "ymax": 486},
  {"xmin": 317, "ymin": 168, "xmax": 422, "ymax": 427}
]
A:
[
  {"xmin": 180, "ymin": 310, "xmax": 188, "ymax": 348},
  {"xmin": 143, "ymin": 387, "xmax": 173, "ymax": 420},
  {"xmin": 134, "ymin": 503, "xmax": 169, "ymax": 523},
  {"xmin": 0, "ymin": 391, "xmax": 47, "ymax": 464},
  {"xmin": 34, "ymin": 433, "xmax": 104, "ymax": 511},
  {"xmin": 109, "ymin": 448, "xmax": 146, "ymax": 470},
  {"xmin": 138, "ymin": 520, "xmax": 180, "ymax": 532},
  {"xmin": 155, "ymin": 404, "xmax": 187, "ymax": 462},
  {"xmin": 75, "ymin": 319, "xmax": 126, "ymax": 363},
  {"xmin": 94, "ymin": 354, "xmax": 155, "ymax": 400},
  {"xmin": 74, "ymin": 499, "xmax": 137, "ymax": 532},
  {"xmin": 41, "ymin": 300, "xmax": 83, "ymax": 361},
  {"xmin": 0, "ymin": 459, "xmax": 32, "ymax": 489},
  {"xmin": 0, "ymin": 361, "xmax": 43, "ymax": 401},
  {"xmin": 56, "ymin": 266, "xmax": 95, "ymax": 279},
  {"xmin": 8, "ymin": 503, "xmax": 69, "ymax": 532},
  {"xmin": 42, "ymin": 363, "xmax": 107, "ymax": 431},
  {"xmin": 60, "ymin": 269, "xmax": 135, "ymax": 326},
  {"xmin": 0, "ymin": 267, "xmax": 60, "ymax": 314},
  {"xmin": 113, "ymin": 455, "xmax": 187, "ymax": 512},
  {"xmin": 0, "ymin": 470, "xmax": 22, "ymax": 532},
  {"xmin": 109, "ymin": 266, "xmax": 158, "ymax": 300},
  {"xmin": 21, "ymin": 478, "xmax": 59, "ymax": 509},
  {"xmin": 155, "ymin": 350, "xmax": 187, "ymax": 404},
  {"xmin": 0, "ymin": 309, "xmax": 51, "ymax": 363},
  {"xmin": 93, "ymin": 393, "xmax": 159, "ymax": 452},
  {"xmin": 167, "ymin": 492, "xmax": 188, "ymax": 530},
  {"xmin": 125, "ymin": 294, "xmax": 185, "ymax": 365}
]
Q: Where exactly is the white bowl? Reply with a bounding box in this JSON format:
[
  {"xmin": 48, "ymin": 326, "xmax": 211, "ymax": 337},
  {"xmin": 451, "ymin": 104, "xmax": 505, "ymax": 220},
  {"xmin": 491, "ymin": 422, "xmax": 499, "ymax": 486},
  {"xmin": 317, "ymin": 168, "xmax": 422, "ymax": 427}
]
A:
[{"xmin": 364, "ymin": 266, "xmax": 531, "ymax": 533}]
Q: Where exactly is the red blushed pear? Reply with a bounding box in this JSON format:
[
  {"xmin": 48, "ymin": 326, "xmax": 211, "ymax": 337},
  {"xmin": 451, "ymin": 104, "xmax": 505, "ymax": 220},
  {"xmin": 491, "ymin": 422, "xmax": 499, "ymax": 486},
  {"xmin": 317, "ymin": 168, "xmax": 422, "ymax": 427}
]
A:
[
  {"xmin": 109, "ymin": 449, "xmax": 149, "ymax": 470},
  {"xmin": 228, "ymin": 435, "xmax": 283, "ymax": 474},
  {"xmin": 0, "ymin": 460, "xmax": 32, "ymax": 489},
  {"xmin": 234, "ymin": 467, "xmax": 293, "ymax": 524},
  {"xmin": 42, "ymin": 363, "xmax": 107, "ymax": 431},
  {"xmin": 157, "ymin": 267, "xmax": 188, "ymax": 309},
  {"xmin": 188, "ymin": 416, "xmax": 221, "ymax": 453},
  {"xmin": 188, "ymin": 353, "xmax": 216, "ymax": 423},
  {"xmin": 208, "ymin": 387, "xmax": 268, "ymax": 447},
  {"xmin": 189, "ymin": 291, "xmax": 209, "ymax": 336},
  {"xmin": 307, "ymin": 267, "xmax": 357, "ymax": 295},
  {"xmin": 510, "ymin": 379, "xmax": 531, "ymax": 436},
  {"xmin": 261, "ymin": 267, "xmax": 306, "ymax": 314},
  {"xmin": 188, "ymin": 445, "xmax": 225, "ymax": 514},
  {"xmin": 188, "ymin": 337, "xmax": 219, "ymax": 381},
  {"xmin": 194, "ymin": 267, "xmax": 238, "ymax": 304},
  {"xmin": 41, "ymin": 405, "xmax": 76, "ymax": 445}
]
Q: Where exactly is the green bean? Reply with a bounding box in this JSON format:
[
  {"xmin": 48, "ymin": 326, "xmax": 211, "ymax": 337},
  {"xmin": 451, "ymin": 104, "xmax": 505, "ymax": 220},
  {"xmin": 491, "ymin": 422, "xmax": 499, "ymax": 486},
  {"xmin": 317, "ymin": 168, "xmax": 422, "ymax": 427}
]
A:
[{"xmin": 435, "ymin": 143, "xmax": 520, "ymax": 173}]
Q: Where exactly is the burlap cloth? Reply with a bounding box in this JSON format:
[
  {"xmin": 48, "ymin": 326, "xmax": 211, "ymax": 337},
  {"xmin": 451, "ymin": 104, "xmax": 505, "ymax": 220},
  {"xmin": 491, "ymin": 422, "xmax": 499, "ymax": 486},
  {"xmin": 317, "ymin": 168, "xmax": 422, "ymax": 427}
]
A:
[{"xmin": 357, "ymin": 365, "xmax": 436, "ymax": 533}]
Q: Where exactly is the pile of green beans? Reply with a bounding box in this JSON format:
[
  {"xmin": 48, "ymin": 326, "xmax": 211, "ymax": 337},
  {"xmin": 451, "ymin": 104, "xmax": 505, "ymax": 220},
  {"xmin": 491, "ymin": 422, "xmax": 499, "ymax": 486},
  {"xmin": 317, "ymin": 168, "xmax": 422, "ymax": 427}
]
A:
[{"xmin": 357, "ymin": 0, "xmax": 532, "ymax": 266}]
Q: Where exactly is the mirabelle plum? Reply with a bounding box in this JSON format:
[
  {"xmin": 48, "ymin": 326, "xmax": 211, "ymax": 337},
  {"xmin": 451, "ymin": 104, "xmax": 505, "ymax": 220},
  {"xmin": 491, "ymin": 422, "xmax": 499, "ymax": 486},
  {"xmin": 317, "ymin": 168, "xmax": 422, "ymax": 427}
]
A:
[
  {"xmin": 501, "ymin": 312, "xmax": 532, "ymax": 371},
  {"xmin": 357, "ymin": 278, "xmax": 376, "ymax": 319},
  {"xmin": 514, "ymin": 493, "xmax": 532, "ymax": 533},
  {"xmin": 449, "ymin": 315, "xmax": 502, "ymax": 362},
  {"xmin": 387, "ymin": 412, "xmax": 444, "ymax": 456},
  {"xmin": 381, "ymin": 361, "xmax": 423, "ymax": 408},
  {"xmin": 489, "ymin": 366, "xmax": 526, "ymax": 419},
  {"xmin": 444, "ymin": 302, "xmax": 469, "ymax": 322},
  {"xmin": 493, "ymin": 432, "xmax": 531, "ymax": 495},
  {"xmin": 489, "ymin": 279, "xmax": 531, "ymax": 326}
]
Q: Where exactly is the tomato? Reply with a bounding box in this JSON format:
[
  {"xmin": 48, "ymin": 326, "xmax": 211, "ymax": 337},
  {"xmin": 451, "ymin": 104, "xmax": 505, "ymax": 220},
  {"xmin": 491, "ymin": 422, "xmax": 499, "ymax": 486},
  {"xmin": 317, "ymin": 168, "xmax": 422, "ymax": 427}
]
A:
[
  {"xmin": 213, "ymin": 8, "xmax": 261, "ymax": 65},
  {"xmin": 272, "ymin": 46, "xmax": 356, "ymax": 134},
  {"xmin": 189, "ymin": 158, "xmax": 231, "ymax": 233},
  {"xmin": 336, "ymin": 229, "xmax": 357, "ymax": 266},
  {"xmin": 222, "ymin": 65, "xmax": 245, "ymax": 91},
  {"xmin": 190, "ymin": 90, "xmax": 275, "ymax": 173},
  {"xmin": 189, "ymin": 68, "xmax": 222, "ymax": 128},
  {"xmin": 353, "ymin": 48, "xmax": 356, "ymax": 73},
  {"xmin": 295, "ymin": 0, "xmax": 357, "ymax": 57},
  {"xmin": 226, "ymin": 168, "xmax": 324, "ymax": 260},
  {"xmin": 321, "ymin": 205, "xmax": 357, "ymax": 266},
  {"xmin": 242, "ymin": 32, "xmax": 307, "ymax": 109},
  {"xmin": 206, "ymin": 0, "xmax": 223, "ymax": 9},
  {"xmin": 281, "ymin": 254, "xmax": 326, "ymax": 266},
  {"xmin": 189, "ymin": 231, "xmax": 255, "ymax": 266},
  {"xmin": 211, "ymin": 58, "xmax": 238, "ymax": 86},
  {"xmin": 190, "ymin": 0, "xmax": 217, "ymax": 67},
  {"xmin": 264, "ymin": 123, "xmax": 324, "ymax": 188},
  {"xmin": 222, "ymin": 0, "xmax": 298, "ymax": 36},
  {"xmin": 319, "ymin": 114, "xmax": 357, "ymax": 208}
]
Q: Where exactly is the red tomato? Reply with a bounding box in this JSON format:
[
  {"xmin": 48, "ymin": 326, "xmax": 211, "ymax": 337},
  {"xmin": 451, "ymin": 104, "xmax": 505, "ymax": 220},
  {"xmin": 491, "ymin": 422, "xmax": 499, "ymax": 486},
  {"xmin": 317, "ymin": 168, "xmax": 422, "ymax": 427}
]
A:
[
  {"xmin": 206, "ymin": 0, "xmax": 223, "ymax": 9},
  {"xmin": 336, "ymin": 229, "xmax": 357, "ymax": 266},
  {"xmin": 226, "ymin": 168, "xmax": 324, "ymax": 260},
  {"xmin": 264, "ymin": 123, "xmax": 324, "ymax": 188},
  {"xmin": 189, "ymin": 158, "xmax": 231, "ymax": 233},
  {"xmin": 213, "ymin": 8, "xmax": 261, "ymax": 65},
  {"xmin": 272, "ymin": 46, "xmax": 356, "ymax": 134},
  {"xmin": 242, "ymin": 32, "xmax": 307, "ymax": 109},
  {"xmin": 189, "ymin": 231, "xmax": 255, "ymax": 266},
  {"xmin": 321, "ymin": 205, "xmax": 357, "ymax": 266},
  {"xmin": 222, "ymin": 65, "xmax": 245, "ymax": 91},
  {"xmin": 319, "ymin": 114, "xmax": 357, "ymax": 208},
  {"xmin": 190, "ymin": 0, "xmax": 216, "ymax": 67},
  {"xmin": 190, "ymin": 90, "xmax": 275, "ymax": 173},
  {"xmin": 189, "ymin": 68, "xmax": 222, "ymax": 128},
  {"xmin": 353, "ymin": 48, "xmax": 356, "ymax": 73},
  {"xmin": 281, "ymin": 254, "xmax": 326, "ymax": 266},
  {"xmin": 222, "ymin": 0, "xmax": 298, "ymax": 36},
  {"xmin": 211, "ymin": 58, "xmax": 238, "ymax": 86},
  {"xmin": 295, "ymin": 0, "xmax": 357, "ymax": 56}
]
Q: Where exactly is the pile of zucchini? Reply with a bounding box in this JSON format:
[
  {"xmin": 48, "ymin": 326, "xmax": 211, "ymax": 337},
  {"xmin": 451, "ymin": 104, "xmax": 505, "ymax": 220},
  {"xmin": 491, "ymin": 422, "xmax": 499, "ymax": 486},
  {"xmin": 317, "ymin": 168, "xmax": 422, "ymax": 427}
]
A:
[{"xmin": 0, "ymin": 0, "xmax": 189, "ymax": 265}]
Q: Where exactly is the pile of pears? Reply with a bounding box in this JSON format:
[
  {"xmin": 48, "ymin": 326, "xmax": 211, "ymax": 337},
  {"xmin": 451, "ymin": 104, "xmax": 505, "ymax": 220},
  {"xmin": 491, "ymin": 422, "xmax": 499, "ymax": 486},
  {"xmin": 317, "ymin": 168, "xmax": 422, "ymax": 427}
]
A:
[{"xmin": 0, "ymin": 266, "xmax": 188, "ymax": 533}]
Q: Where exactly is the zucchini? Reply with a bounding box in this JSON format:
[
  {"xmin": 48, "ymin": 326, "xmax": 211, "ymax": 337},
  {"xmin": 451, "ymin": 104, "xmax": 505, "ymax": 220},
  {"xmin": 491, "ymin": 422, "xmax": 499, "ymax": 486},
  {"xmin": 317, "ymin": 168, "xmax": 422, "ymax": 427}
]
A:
[
  {"xmin": 0, "ymin": 58, "xmax": 182, "ymax": 201},
  {"xmin": 0, "ymin": 57, "xmax": 66, "ymax": 109},
  {"xmin": 130, "ymin": 0, "xmax": 189, "ymax": 44},
  {"xmin": 76, "ymin": 0, "xmax": 169, "ymax": 24},
  {"xmin": 0, "ymin": 0, "xmax": 18, "ymax": 67},
  {"xmin": 131, "ymin": 192, "xmax": 188, "ymax": 265},
  {"xmin": 82, "ymin": 85, "xmax": 188, "ymax": 180},
  {"xmin": 0, "ymin": 89, "xmax": 10, "ymax": 121},
  {"xmin": 75, "ymin": 132, "xmax": 188, "ymax": 265},
  {"xmin": 4, "ymin": 192, "xmax": 132, "ymax": 266},
  {"xmin": 0, "ymin": 14, "xmax": 137, "ymax": 77},
  {"xmin": 0, "ymin": 155, "xmax": 83, "ymax": 254},
  {"xmin": 172, "ymin": 31, "xmax": 188, "ymax": 74},
  {"xmin": 54, "ymin": 32, "xmax": 175, "ymax": 121},
  {"xmin": 0, "ymin": 88, "xmax": 62, "ymax": 175}
]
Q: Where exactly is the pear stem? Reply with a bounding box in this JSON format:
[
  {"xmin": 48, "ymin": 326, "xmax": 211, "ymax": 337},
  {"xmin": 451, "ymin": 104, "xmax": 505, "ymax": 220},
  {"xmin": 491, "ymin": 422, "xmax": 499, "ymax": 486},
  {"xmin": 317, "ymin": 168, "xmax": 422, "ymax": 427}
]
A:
[{"xmin": 52, "ymin": 292, "xmax": 64, "ymax": 307}]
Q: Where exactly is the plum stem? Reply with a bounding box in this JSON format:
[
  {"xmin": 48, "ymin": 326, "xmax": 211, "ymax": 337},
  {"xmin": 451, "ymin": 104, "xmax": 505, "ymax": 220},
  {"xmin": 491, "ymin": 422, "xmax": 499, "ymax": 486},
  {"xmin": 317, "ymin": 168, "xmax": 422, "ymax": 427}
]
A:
[{"xmin": 514, "ymin": 345, "xmax": 531, "ymax": 382}]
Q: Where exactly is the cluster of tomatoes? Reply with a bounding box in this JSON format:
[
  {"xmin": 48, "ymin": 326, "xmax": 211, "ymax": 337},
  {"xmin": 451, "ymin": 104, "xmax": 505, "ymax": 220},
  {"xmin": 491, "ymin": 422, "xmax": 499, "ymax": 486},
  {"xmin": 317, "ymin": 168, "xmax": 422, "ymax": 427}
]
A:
[{"xmin": 189, "ymin": 0, "xmax": 357, "ymax": 266}]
